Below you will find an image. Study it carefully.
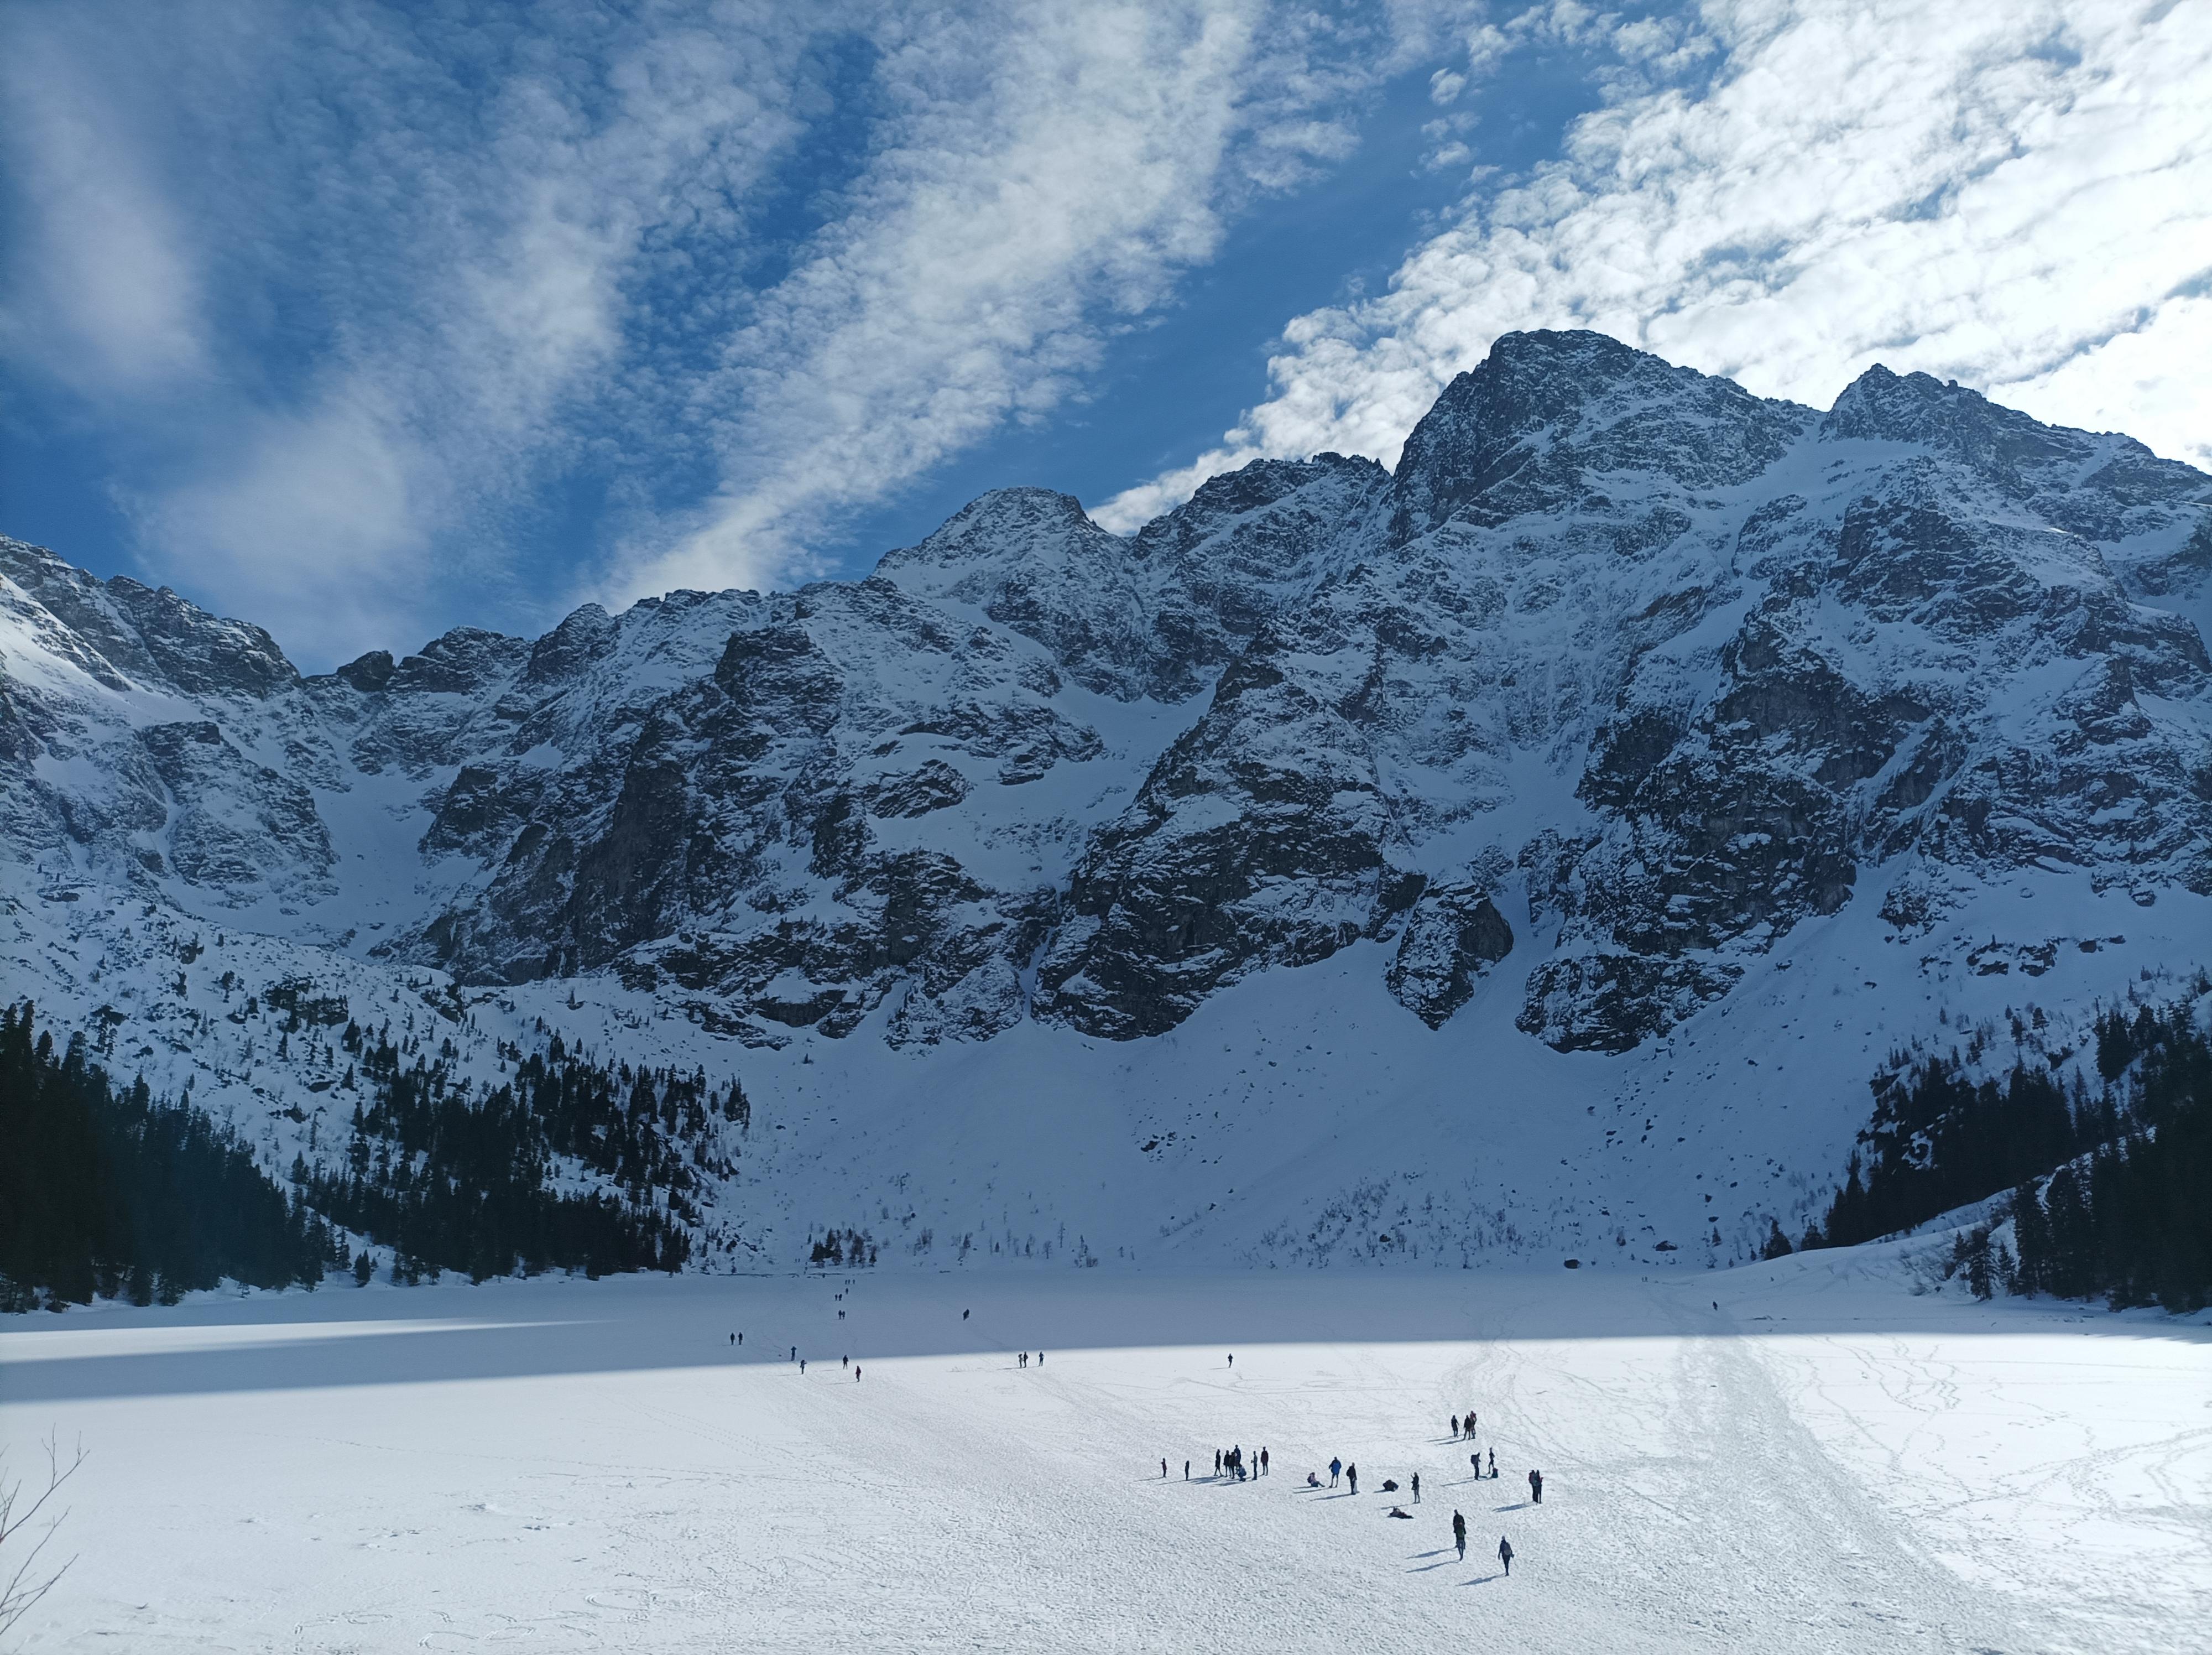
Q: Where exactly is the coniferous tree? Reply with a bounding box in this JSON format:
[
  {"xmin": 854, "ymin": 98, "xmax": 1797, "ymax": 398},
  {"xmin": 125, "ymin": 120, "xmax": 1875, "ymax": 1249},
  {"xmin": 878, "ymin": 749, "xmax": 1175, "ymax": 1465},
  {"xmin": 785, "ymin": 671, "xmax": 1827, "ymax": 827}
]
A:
[
  {"xmin": 1813, "ymin": 986, "xmax": 2211, "ymax": 1312},
  {"xmin": 0, "ymin": 1003, "xmax": 331, "ymax": 1306}
]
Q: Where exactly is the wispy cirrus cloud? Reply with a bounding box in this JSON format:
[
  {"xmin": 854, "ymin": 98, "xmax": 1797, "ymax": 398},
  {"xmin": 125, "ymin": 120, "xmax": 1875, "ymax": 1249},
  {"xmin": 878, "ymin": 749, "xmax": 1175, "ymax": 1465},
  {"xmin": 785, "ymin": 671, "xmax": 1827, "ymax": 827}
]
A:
[
  {"xmin": 604, "ymin": 1, "xmax": 1412, "ymax": 606},
  {"xmin": 4, "ymin": 1, "xmax": 828, "ymax": 661},
  {"xmin": 1, "ymin": 1, "xmax": 1468, "ymax": 663},
  {"xmin": 1096, "ymin": 0, "xmax": 2212, "ymax": 530}
]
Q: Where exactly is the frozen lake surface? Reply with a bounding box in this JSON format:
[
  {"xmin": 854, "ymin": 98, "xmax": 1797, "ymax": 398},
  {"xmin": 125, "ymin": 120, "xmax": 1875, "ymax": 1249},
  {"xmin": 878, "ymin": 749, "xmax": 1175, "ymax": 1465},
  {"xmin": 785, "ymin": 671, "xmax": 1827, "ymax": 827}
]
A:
[{"xmin": 4, "ymin": 1254, "xmax": 2206, "ymax": 1652}]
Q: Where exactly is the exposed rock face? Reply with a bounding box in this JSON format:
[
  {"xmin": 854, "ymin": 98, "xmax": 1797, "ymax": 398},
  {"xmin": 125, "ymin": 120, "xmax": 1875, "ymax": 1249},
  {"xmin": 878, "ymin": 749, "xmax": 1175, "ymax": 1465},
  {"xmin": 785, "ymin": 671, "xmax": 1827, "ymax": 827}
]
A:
[
  {"xmin": 1385, "ymin": 882, "xmax": 1514, "ymax": 1029},
  {"xmin": 5, "ymin": 331, "xmax": 2208, "ymax": 1057},
  {"xmin": 875, "ymin": 456, "xmax": 1389, "ymax": 702}
]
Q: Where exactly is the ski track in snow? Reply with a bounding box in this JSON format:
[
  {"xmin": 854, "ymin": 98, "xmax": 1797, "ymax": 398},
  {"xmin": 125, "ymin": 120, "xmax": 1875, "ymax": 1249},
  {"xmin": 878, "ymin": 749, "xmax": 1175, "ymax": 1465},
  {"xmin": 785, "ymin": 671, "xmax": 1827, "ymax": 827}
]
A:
[{"xmin": 4, "ymin": 1263, "xmax": 2206, "ymax": 1653}]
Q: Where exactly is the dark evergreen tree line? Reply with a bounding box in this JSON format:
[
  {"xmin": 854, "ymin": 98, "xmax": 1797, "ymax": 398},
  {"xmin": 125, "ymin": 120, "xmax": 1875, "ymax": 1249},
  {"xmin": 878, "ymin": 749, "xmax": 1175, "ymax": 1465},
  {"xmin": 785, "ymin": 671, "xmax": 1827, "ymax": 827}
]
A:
[
  {"xmin": 1813, "ymin": 1057, "xmax": 2085, "ymax": 1250},
  {"xmin": 301, "ymin": 1025, "xmax": 738, "ymax": 1281},
  {"xmin": 1801, "ymin": 985, "xmax": 2211, "ymax": 1313},
  {"xmin": 2007, "ymin": 998, "xmax": 2211, "ymax": 1311},
  {"xmin": 4, "ymin": 993, "xmax": 754, "ymax": 1305},
  {"xmin": 0, "ymin": 1002, "xmax": 336, "ymax": 1310},
  {"xmin": 807, "ymin": 1227, "xmax": 878, "ymax": 1267}
]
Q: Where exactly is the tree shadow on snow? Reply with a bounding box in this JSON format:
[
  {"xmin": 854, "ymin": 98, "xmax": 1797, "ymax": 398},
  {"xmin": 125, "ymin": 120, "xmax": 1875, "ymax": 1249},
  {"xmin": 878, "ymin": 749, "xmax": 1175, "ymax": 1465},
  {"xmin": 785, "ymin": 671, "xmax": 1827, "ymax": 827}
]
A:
[{"xmin": 7, "ymin": 1263, "xmax": 2200, "ymax": 1405}]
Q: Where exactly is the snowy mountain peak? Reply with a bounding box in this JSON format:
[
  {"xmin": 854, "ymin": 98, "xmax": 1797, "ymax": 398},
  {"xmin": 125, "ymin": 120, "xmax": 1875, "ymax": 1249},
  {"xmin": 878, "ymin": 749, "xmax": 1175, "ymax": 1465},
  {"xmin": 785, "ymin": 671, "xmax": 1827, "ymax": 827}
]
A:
[
  {"xmin": 1390, "ymin": 329, "xmax": 1810, "ymax": 541},
  {"xmin": 6, "ymin": 335, "xmax": 2211, "ymax": 1273}
]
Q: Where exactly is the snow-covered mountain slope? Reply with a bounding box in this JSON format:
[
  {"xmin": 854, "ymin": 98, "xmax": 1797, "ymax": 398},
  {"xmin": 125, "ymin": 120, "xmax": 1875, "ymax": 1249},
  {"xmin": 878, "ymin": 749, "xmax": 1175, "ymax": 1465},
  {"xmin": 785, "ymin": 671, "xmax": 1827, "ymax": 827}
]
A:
[{"xmin": 4, "ymin": 330, "xmax": 2209, "ymax": 1272}]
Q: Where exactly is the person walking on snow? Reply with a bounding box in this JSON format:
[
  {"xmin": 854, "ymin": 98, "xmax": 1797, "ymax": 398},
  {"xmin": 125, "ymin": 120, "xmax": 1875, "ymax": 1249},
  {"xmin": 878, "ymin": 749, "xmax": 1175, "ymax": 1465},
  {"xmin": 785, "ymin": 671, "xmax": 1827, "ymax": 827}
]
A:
[
  {"xmin": 1329, "ymin": 1457, "xmax": 1342, "ymax": 1488},
  {"xmin": 854, "ymin": 1366, "xmax": 861, "ymax": 1381},
  {"xmin": 1347, "ymin": 1464, "xmax": 1358, "ymax": 1495},
  {"xmin": 1411, "ymin": 1472, "xmax": 1420, "ymax": 1502},
  {"xmin": 1184, "ymin": 1460, "xmax": 1191, "ymax": 1480},
  {"xmin": 1216, "ymin": 1450, "xmax": 1223, "ymax": 1477},
  {"xmin": 1453, "ymin": 1510, "xmax": 1466, "ymax": 1561},
  {"xmin": 1488, "ymin": 1449, "xmax": 1497, "ymax": 1479},
  {"xmin": 1260, "ymin": 1448, "xmax": 1269, "ymax": 1477},
  {"xmin": 1162, "ymin": 1459, "xmax": 1168, "ymax": 1479},
  {"xmin": 800, "ymin": 1358, "xmax": 806, "ymax": 1373},
  {"xmin": 1450, "ymin": 1414, "xmax": 1458, "ymax": 1438},
  {"xmin": 1498, "ymin": 1536, "xmax": 1514, "ymax": 1575},
  {"xmin": 1529, "ymin": 1469, "xmax": 1543, "ymax": 1505}
]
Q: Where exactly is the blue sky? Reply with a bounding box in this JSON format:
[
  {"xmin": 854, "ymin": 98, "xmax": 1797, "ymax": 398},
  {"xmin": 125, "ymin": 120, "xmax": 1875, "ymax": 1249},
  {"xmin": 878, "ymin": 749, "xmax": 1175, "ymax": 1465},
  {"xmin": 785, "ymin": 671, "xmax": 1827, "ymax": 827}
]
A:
[{"xmin": 4, "ymin": 2, "xmax": 2208, "ymax": 670}]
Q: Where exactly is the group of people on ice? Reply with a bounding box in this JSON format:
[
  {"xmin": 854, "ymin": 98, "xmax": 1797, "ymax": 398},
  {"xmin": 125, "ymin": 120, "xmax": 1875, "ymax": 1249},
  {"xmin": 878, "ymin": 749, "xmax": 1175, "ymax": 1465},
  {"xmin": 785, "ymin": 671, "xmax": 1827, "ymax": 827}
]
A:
[
  {"xmin": 1208, "ymin": 1444, "xmax": 1266, "ymax": 1480},
  {"xmin": 1175, "ymin": 1397, "xmax": 1538, "ymax": 1579}
]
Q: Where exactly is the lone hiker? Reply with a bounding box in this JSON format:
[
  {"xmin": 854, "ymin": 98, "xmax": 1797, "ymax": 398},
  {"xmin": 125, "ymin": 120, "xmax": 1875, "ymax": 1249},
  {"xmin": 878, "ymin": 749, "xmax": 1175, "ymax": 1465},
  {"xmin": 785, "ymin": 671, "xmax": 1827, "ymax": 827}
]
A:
[
  {"xmin": 1411, "ymin": 1472, "xmax": 1420, "ymax": 1502},
  {"xmin": 1498, "ymin": 1536, "xmax": 1514, "ymax": 1575},
  {"xmin": 1453, "ymin": 1510, "xmax": 1467, "ymax": 1561}
]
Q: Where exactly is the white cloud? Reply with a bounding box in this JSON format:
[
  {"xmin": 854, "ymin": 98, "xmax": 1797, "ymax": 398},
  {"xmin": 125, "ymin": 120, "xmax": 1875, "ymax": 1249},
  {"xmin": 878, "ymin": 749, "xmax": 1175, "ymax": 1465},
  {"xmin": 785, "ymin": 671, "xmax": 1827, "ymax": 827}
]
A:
[
  {"xmin": 0, "ymin": 24, "xmax": 208, "ymax": 394},
  {"xmin": 3, "ymin": 0, "xmax": 1482, "ymax": 658},
  {"xmin": 1, "ymin": 1, "xmax": 828, "ymax": 659},
  {"xmin": 1097, "ymin": 0, "xmax": 2212, "ymax": 530},
  {"xmin": 121, "ymin": 392, "xmax": 433, "ymax": 668},
  {"xmin": 607, "ymin": 1, "xmax": 1405, "ymax": 605}
]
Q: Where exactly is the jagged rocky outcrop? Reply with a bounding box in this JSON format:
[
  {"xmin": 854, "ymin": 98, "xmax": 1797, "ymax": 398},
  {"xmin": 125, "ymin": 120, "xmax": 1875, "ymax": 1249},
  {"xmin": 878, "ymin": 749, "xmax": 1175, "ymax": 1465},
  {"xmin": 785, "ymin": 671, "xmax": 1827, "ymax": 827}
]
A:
[{"xmin": 4, "ymin": 330, "xmax": 2208, "ymax": 1055}]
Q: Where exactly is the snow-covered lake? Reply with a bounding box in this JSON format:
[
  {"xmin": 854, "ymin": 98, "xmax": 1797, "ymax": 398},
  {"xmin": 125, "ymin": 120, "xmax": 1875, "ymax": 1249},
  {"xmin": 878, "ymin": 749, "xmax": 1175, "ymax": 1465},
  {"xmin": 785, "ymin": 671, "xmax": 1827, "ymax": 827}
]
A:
[{"xmin": 4, "ymin": 1255, "xmax": 2206, "ymax": 1652}]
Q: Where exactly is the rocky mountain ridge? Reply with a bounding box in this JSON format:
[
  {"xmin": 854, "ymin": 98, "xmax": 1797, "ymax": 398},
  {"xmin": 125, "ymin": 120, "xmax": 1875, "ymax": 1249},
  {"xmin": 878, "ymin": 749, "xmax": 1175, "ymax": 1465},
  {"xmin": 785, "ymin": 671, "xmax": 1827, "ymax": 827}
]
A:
[{"xmin": 6, "ymin": 330, "xmax": 2209, "ymax": 1270}]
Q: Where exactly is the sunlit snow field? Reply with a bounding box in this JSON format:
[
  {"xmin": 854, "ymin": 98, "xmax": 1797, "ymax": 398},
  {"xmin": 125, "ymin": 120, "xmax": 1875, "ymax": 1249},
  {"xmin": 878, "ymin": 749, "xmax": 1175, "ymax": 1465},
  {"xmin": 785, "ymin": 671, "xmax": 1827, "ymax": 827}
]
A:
[{"xmin": 4, "ymin": 1253, "xmax": 2206, "ymax": 1653}]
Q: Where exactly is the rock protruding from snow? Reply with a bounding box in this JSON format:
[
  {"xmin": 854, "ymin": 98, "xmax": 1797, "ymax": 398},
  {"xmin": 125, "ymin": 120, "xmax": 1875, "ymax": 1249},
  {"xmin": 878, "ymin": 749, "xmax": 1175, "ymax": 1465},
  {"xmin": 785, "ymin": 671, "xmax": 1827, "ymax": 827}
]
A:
[
  {"xmin": 1385, "ymin": 882, "xmax": 1515, "ymax": 1029},
  {"xmin": 1390, "ymin": 329, "xmax": 1809, "ymax": 542}
]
